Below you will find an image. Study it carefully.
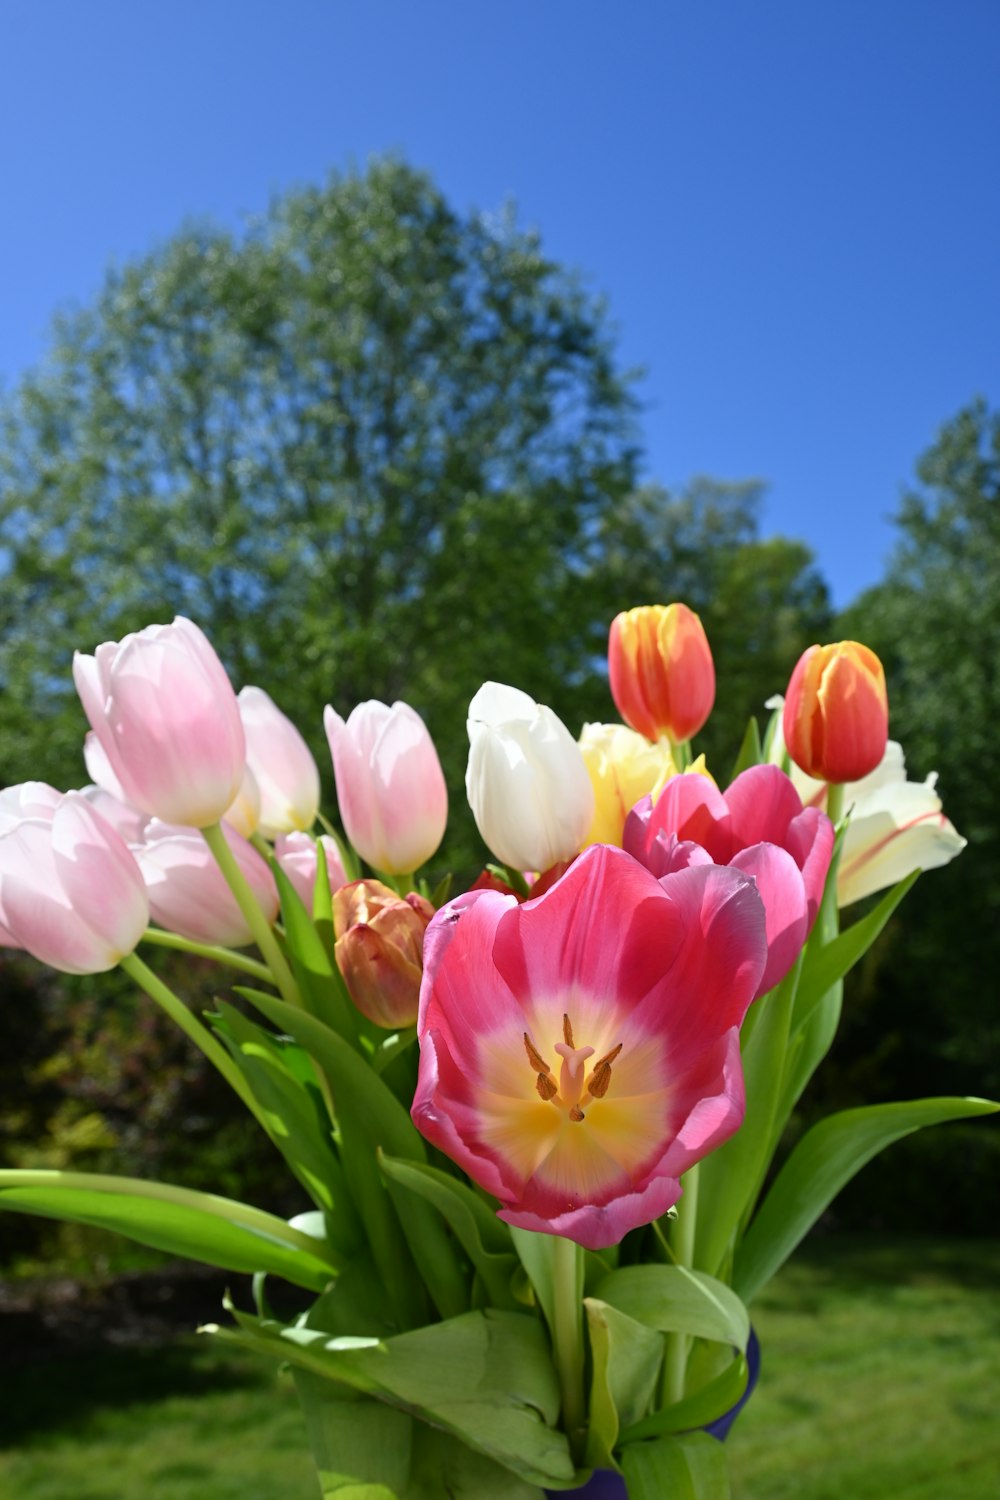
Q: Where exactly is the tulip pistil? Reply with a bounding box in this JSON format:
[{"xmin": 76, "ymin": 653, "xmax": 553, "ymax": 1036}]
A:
[{"xmin": 523, "ymin": 1020, "xmax": 622, "ymax": 1122}]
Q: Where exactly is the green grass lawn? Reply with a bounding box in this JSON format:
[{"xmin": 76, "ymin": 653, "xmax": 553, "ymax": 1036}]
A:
[{"xmin": 1, "ymin": 1235, "xmax": 997, "ymax": 1499}]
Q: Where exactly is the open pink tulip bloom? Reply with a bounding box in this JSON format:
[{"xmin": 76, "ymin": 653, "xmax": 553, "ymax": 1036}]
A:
[
  {"xmin": 324, "ymin": 700, "xmax": 447, "ymax": 875},
  {"xmin": 624, "ymin": 765, "xmax": 834, "ymax": 997},
  {"xmin": 74, "ymin": 617, "xmax": 246, "ymax": 829},
  {"xmin": 412, "ymin": 844, "xmax": 767, "ymax": 1250},
  {"xmin": 0, "ymin": 790, "xmax": 149, "ymax": 973}
]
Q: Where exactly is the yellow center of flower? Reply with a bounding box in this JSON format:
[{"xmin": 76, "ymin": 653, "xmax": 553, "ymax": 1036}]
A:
[{"xmin": 523, "ymin": 1015, "xmax": 623, "ymax": 1123}]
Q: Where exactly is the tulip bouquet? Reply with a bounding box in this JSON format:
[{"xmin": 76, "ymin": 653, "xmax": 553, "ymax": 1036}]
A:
[{"xmin": 0, "ymin": 607, "xmax": 993, "ymax": 1500}]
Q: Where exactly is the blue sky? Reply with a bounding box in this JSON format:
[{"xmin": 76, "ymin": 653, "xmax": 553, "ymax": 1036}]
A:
[{"xmin": 1, "ymin": 0, "xmax": 997, "ymax": 607}]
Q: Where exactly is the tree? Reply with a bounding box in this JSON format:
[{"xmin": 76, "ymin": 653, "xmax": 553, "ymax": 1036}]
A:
[
  {"xmin": 825, "ymin": 401, "xmax": 1000, "ymax": 1228},
  {"xmin": 0, "ymin": 159, "xmax": 639, "ymax": 869}
]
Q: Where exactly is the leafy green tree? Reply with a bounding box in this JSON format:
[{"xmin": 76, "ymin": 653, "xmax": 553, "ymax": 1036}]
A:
[
  {"xmin": 0, "ymin": 159, "xmax": 638, "ymax": 867},
  {"xmin": 823, "ymin": 401, "xmax": 1000, "ymax": 1228}
]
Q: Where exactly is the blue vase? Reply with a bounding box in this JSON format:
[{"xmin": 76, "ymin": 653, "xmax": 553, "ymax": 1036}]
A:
[{"xmin": 543, "ymin": 1330, "xmax": 761, "ymax": 1500}]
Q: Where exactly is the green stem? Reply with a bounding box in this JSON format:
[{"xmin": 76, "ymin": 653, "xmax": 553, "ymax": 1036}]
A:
[
  {"xmin": 662, "ymin": 1163, "xmax": 700, "ymax": 1404},
  {"xmin": 201, "ymin": 822, "xmax": 302, "ymax": 1008},
  {"xmin": 825, "ymin": 780, "xmax": 846, "ymax": 829},
  {"xmin": 139, "ymin": 927, "xmax": 274, "ymax": 983},
  {"xmin": 120, "ymin": 952, "xmax": 264, "ymax": 1124},
  {"xmin": 668, "ymin": 735, "xmax": 692, "ymax": 771},
  {"xmin": 551, "ymin": 1234, "xmax": 587, "ymax": 1463}
]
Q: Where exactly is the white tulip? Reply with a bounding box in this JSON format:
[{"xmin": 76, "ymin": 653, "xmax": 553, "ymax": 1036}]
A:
[{"xmin": 466, "ymin": 682, "xmax": 594, "ymax": 873}]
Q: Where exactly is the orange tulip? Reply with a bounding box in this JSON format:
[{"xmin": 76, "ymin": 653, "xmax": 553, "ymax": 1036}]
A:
[
  {"xmin": 782, "ymin": 641, "xmax": 889, "ymax": 784},
  {"xmin": 608, "ymin": 604, "xmax": 715, "ymax": 744},
  {"xmin": 333, "ymin": 879, "xmax": 434, "ymax": 1028}
]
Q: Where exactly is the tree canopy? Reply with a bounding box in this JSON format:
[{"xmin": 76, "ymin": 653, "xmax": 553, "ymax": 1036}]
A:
[{"xmin": 0, "ymin": 159, "xmax": 639, "ymax": 831}]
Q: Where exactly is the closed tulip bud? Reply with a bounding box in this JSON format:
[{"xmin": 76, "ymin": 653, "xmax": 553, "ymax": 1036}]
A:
[
  {"xmin": 74, "ymin": 617, "xmax": 246, "ymax": 829},
  {"xmin": 237, "ymin": 686, "xmax": 320, "ymax": 838},
  {"xmin": 0, "ymin": 791, "xmax": 149, "ymax": 973},
  {"xmin": 324, "ymin": 700, "xmax": 448, "ymax": 876},
  {"xmin": 466, "ymin": 682, "xmax": 594, "ymax": 873},
  {"xmin": 608, "ymin": 604, "xmax": 715, "ymax": 745},
  {"xmin": 333, "ymin": 879, "xmax": 434, "ymax": 1028},
  {"xmin": 783, "ymin": 641, "xmax": 889, "ymax": 784}
]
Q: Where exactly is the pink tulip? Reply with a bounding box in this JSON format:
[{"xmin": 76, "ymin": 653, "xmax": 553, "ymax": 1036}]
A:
[
  {"xmin": 86, "ymin": 729, "xmax": 261, "ymax": 840},
  {"xmin": 624, "ymin": 765, "xmax": 834, "ymax": 996},
  {"xmin": 412, "ymin": 844, "xmax": 766, "ymax": 1251},
  {"xmin": 238, "ymin": 687, "xmax": 320, "ymax": 838},
  {"xmin": 324, "ymin": 700, "xmax": 447, "ymax": 875},
  {"xmin": 133, "ymin": 820, "xmax": 278, "ymax": 948},
  {"xmin": 275, "ymin": 832, "xmax": 348, "ymax": 909},
  {"xmin": 74, "ymin": 617, "xmax": 246, "ymax": 829},
  {"xmin": 0, "ymin": 783, "xmax": 64, "ymax": 946},
  {"xmin": 0, "ymin": 791, "xmax": 149, "ymax": 973}
]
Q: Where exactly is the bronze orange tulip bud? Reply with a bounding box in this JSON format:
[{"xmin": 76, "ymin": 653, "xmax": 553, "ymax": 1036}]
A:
[
  {"xmin": 782, "ymin": 641, "xmax": 889, "ymax": 785},
  {"xmin": 333, "ymin": 879, "xmax": 434, "ymax": 1028},
  {"xmin": 608, "ymin": 604, "xmax": 715, "ymax": 744}
]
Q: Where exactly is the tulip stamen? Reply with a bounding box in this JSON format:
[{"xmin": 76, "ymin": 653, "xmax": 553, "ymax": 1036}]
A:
[
  {"xmin": 526, "ymin": 1019, "xmax": 621, "ymax": 1120},
  {"xmin": 586, "ymin": 1042, "xmax": 623, "ymax": 1100},
  {"xmin": 524, "ymin": 1033, "xmax": 552, "ymax": 1074}
]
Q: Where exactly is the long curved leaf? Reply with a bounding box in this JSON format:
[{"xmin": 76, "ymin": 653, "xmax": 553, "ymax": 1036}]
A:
[
  {"xmin": 735, "ymin": 1095, "xmax": 999, "ymax": 1302},
  {"xmin": 0, "ymin": 1169, "xmax": 338, "ymax": 1290}
]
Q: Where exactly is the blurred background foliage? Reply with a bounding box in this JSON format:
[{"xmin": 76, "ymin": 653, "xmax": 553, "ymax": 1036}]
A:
[{"xmin": 0, "ymin": 161, "xmax": 995, "ymax": 1265}]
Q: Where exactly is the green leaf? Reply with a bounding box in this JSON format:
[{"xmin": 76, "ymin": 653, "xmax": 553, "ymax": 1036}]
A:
[
  {"xmin": 621, "ymin": 1431, "xmax": 731, "ymax": 1500},
  {"xmin": 378, "ymin": 1153, "xmax": 519, "ymax": 1310},
  {"xmin": 619, "ymin": 1352, "xmax": 748, "ymax": 1441},
  {"xmin": 583, "ymin": 1298, "xmax": 663, "ymax": 1470},
  {"xmin": 728, "ymin": 715, "xmax": 763, "ymax": 782},
  {"xmin": 210, "ymin": 999, "xmax": 363, "ymax": 1256},
  {"xmin": 694, "ymin": 960, "xmax": 800, "ymax": 1277},
  {"xmin": 594, "ymin": 1265, "xmax": 749, "ymax": 1352},
  {"xmin": 793, "ymin": 870, "xmax": 919, "ymax": 1034},
  {"xmin": 243, "ymin": 992, "xmax": 464, "ymax": 1327},
  {"xmin": 508, "ymin": 1226, "xmax": 566, "ymax": 1338},
  {"xmin": 735, "ymin": 1095, "xmax": 1000, "ymax": 1303},
  {"xmin": 293, "ymin": 1371, "xmax": 412, "ymax": 1499},
  {"xmin": 272, "ymin": 861, "xmax": 358, "ymax": 1040},
  {"xmin": 293, "ymin": 1372, "xmax": 546, "ymax": 1500},
  {"xmin": 212, "ymin": 1304, "xmax": 574, "ymax": 1488},
  {"xmin": 0, "ymin": 1169, "xmax": 338, "ymax": 1291}
]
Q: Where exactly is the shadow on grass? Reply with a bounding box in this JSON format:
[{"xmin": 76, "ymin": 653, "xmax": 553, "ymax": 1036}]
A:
[
  {"xmin": 0, "ymin": 1339, "xmax": 268, "ymax": 1449},
  {"xmin": 759, "ymin": 1233, "xmax": 1000, "ymax": 1307}
]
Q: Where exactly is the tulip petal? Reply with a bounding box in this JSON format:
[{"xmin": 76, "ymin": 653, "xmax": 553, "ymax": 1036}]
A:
[{"xmin": 730, "ymin": 842, "xmax": 808, "ymax": 995}]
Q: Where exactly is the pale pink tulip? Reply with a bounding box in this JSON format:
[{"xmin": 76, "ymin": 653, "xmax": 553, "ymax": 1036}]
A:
[
  {"xmin": 275, "ymin": 832, "xmax": 347, "ymax": 910},
  {"xmin": 74, "ymin": 617, "xmax": 246, "ymax": 828},
  {"xmin": 413, "ymin": 845, "xmax": 766, "ymax": 1250},
  {"xmin": 0, "ymin": 791, "xmax": 149, "ymax": 973},
  {"xmin": 238, "ymin": 687, "xmax": 320, "ymax": 838},
  {"xmin": 86, "ymin": 729, "xmax": 260, "ymax": 840},
  {"xmin": 0, "ymin": 783, "xmax": 64, "ymax": 946},
  {"xmin": 324, "ymin": 700, "xmax": 447, "ymax": 875},
  {"xmin": 133, "ymin": 820, "xmax": 278, "ymax": 948}
]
